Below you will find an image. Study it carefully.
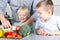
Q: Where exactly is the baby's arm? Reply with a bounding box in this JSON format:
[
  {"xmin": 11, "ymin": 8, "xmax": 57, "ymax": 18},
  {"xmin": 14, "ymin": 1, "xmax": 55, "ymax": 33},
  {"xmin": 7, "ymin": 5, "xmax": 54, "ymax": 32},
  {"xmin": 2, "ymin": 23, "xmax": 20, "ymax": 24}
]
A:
[
  {"xmin": 50, "ymin": 16, "xmax": 60, "ymax": 36},
  {"xmin": 35, "ymin": 19, "xmax": 48, "ymax": 35},
  {"xmin": 35, "ymin": 29, "xmax": 48, "ymax": 36},
  {"xmin": 47, "ymin": 31, "xmax": 60, "ymax": 36},
  {"xmin": 47, "ymin": 16, "xmax": 60, "ymax": 36},
  {"xmin": 36, "ymin": 29, "xmax": 43, "ymax": 35}
]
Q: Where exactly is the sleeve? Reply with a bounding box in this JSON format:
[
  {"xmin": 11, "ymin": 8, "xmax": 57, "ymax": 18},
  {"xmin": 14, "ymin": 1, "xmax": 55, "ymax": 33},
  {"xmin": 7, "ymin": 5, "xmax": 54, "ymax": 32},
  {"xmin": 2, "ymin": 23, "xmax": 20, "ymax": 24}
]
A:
[
  {"xmin": 31, "ymin": 12, "xmax": 38, "ymax": 21},
  {"xmin": 0, "ymin": 0, "xmax": 8, "ymax": 14},
  {"xmin": 31, "ymin": 0, "xmax": 41, "ymax": 21},
  {"xmin": 57, "ymin": 16, "xmax": 60, "ymax": 30},
  {"xmin": 35, "ymin": 19, "xmax": 40, "ymax": 29}
]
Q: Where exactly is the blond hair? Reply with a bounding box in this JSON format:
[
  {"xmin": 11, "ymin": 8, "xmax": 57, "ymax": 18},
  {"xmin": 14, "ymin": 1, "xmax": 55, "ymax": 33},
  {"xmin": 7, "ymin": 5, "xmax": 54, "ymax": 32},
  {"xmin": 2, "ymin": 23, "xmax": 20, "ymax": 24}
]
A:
[{"xmin": 17, "ymin": 6, "xmax": 30, "ymax": 17}]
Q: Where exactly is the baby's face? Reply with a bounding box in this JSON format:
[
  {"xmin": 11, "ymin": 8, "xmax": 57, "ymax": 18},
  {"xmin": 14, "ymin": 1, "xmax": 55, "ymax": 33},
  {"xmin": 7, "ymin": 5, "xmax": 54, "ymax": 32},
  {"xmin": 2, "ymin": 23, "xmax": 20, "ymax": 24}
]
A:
[
  {"xmin": 37, "ymin": 7, "xmax": 50, "ymax": 21},
  {"xmin": 17, "ymin": 12, "xmax": 28, "ymax": 23}
]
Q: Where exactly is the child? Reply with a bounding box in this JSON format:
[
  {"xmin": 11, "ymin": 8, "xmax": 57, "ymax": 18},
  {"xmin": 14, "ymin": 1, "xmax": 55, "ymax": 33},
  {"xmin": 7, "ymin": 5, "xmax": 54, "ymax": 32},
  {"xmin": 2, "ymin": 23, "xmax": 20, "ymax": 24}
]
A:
[
  {"xmin": 13, "ymin": 6, "xmax": 35, "ymax": 33},
  {"xmin": 13, "ymin": 6, "xmax": 30, "ymax": 26},
  {"xmin": 35, "ymin": 0, "xmax": 60, "ymax": 36}
]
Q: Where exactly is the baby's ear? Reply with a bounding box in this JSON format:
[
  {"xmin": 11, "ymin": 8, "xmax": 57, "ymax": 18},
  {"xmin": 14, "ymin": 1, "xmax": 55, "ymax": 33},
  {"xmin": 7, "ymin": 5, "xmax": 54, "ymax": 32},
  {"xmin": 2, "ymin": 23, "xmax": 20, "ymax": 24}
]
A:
[{"xmin": 48, "ymin": 9, "xmax": 52, "ymax": 14}]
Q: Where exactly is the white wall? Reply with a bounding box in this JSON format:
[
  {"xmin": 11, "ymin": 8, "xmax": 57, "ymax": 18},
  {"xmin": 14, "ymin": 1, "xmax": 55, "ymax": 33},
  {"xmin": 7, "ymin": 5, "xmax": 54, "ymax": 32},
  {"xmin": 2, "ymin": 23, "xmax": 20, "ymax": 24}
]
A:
[
  {"xmin": 52, "ymin": 0, "xmax": 60, "ymax": 5},
  {"xmin": 54, "ymin": 6, "xmax": 60, "ymax": 16},
  {"xmin": 52, "ymin": 0, "xmax": 60, "ymax": 16}
]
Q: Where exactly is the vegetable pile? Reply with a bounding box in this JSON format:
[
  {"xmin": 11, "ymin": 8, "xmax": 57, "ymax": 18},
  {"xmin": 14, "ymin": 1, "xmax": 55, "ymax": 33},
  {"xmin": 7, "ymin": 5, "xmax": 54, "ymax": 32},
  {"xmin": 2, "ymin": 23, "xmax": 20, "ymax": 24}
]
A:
[{"xmin": 0, "ymin": 24, "xmax": 31, "ymax": 39}]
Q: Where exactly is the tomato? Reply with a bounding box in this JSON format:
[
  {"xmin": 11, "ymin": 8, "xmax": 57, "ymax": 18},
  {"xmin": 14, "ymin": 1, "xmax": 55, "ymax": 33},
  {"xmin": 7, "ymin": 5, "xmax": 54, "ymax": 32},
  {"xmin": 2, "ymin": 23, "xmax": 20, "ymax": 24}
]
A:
[
  {"xmin": 16, "ymin": 26, "xmax": 20, "ymax": 30},
  {"xmin": 16, "ymin": 34, "xmax": 22, "ymax": 39},
  {"xmin": 5, "ymin": 32, "xmax": 13, "ymax": 36},
  {"xmin": 4, "ymin": 32, "xmax": 14, "ymax": 38},
  {"xmin": 16, "ymin": 26, "xmax": 20, "ymax": 33},
  {"xmin": 6, "ymin": 35, "xmax": 12, "ymax": 38},
  {"xmin": 5, "ymin": 31, "xmax": 22, "ymax": 39},
  {"xmin": 12, "ymin": 32, "xmax": 17, "ymax": 38}
]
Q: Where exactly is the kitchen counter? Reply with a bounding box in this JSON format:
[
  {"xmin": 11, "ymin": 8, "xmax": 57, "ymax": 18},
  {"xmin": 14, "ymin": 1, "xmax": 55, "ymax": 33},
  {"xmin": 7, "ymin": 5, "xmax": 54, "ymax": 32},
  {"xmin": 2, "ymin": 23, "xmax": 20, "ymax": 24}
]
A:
[
  {"xmin": 0, "ymin": 25, "xmax": 60, "ymax": 40},
  {"xmin": 21, "ymin": 33, "xmax": 60, "ymax": 40},
  {"xmin": 0, "ymin": 33, "xmax": 60, "ymax": 40}
]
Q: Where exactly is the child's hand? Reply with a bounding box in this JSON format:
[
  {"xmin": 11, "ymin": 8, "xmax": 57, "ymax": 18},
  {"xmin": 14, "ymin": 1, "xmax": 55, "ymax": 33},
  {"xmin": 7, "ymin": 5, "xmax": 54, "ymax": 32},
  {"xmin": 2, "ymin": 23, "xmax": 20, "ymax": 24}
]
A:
[
  {"xmin": 19, "ymin": 23, "xmax": 25, "ymax": 26},
  {"xmin": 37, "ymin": 30, "xmax": 60, "ymax": 36},
  {"xmin": 36, "ymin": 29, "xmax": 48, "ymax": 36},
  {"xmin": 47, "ymin": 31, "xmax": 60, "ymax": 36}
]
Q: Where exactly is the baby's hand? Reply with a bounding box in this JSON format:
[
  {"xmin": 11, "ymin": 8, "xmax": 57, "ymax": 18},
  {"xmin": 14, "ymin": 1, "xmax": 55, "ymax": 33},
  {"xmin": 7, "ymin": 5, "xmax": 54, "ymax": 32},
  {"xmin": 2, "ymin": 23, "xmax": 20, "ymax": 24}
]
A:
[
  {"xmin": 46, "ymin": 32, "xmax": 57, "ymax": 36},
  {"xmin": 42, "ymin": 32, "xmax": 49, "ymax": 36},
  {"xmin": 36, "ymin": 29, "xmax": 48, "ymax": 36}
]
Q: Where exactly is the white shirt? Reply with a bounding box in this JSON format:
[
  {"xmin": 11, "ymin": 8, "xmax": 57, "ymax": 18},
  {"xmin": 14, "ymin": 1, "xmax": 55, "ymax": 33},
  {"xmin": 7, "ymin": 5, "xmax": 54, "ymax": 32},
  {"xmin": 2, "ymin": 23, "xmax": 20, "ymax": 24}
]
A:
[{"xmin": 35, "ymin": 15, "xmax": 60, "ymax": 32}]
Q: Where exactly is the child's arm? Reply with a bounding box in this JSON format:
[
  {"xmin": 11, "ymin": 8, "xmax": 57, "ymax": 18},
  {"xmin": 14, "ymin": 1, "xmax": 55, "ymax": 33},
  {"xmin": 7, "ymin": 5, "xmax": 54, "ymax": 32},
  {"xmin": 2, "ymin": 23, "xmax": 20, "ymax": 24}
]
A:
[
  {"xmin": 48, "ymin": 16, "xmax": 60, "ymax": 36},
  {"xmin": 47, "ymin": 16, "xmax": 60, "ymax": 36},
  {"xmin": 36, "ymin": 29, "xmax": 43, "ymax": 35},
  {"xmin": 36, "ymin": 30, "xmax": 60, "ymax": 36},
  {"xmin": 47, "ymin": 31, "xmax": 60, "ymax": 36},
  {"xmin": 24, "ymin": 17, "xmax": 34, "ymax": 25},
  {"xmin": 35, "ymin": 29, "xmax": 48, "ymax": 36},
  {"xmin": 35, "ymin": 19, "xmax": 48, "ymax": 35}
]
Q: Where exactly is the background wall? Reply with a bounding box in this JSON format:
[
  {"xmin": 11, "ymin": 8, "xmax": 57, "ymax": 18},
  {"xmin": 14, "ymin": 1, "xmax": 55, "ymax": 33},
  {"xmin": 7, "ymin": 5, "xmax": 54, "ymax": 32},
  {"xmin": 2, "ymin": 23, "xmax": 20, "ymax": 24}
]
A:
[
  {"xmin": 5, "ymin": 0, "xmax": 60, "ymax": 17},
  {"xmin": 52, "ymin": 0, "xmax": 60, "ymax": 16}
]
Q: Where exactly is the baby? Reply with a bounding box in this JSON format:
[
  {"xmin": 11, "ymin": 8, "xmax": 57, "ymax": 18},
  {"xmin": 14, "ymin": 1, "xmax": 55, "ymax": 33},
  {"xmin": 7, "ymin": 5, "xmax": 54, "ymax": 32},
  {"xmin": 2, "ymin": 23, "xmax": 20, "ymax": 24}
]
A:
[{"xmin": 35, "ymin": 0, "xmax": 60, "ymax": 36}]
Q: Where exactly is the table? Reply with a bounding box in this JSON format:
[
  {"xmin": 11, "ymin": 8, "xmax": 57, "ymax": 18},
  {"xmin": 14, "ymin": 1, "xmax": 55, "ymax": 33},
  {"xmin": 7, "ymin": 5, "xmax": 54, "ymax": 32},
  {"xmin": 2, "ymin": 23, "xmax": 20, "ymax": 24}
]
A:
[
  {"xmin": 0, "ymin": 25, "xmax": 60, "ymax": 40},
  {"xmin": 0, "ymin": 33, "xmax": 60, "ymax": 40},
  {"xmin": 21, "ymin": 33, "xmax": 60, "ymax": 40}
]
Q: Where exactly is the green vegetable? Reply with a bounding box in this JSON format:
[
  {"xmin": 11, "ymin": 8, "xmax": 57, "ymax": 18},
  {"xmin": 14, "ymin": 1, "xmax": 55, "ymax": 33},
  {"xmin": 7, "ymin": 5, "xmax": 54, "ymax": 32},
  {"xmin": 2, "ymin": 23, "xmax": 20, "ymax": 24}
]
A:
[
  {"xmin": 3, "ymin": 28, "xmax": 12, "ymax": 33},
  {"xmin": 19, "ymin": 24, "xmax": 31, "ymax": 37}
]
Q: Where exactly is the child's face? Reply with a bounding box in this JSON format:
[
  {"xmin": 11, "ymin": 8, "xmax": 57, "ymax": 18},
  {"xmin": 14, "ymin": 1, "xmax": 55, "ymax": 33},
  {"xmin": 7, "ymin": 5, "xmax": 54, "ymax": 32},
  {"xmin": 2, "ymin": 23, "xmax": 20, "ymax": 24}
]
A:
[
  {"xmin": 18, "ymin": 12, "xmax": 28, "ymax": 23},
  {"xmin": 37, "ymin": 7, "xmax": 50, "ymax": 21}
]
